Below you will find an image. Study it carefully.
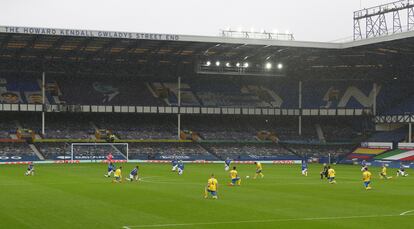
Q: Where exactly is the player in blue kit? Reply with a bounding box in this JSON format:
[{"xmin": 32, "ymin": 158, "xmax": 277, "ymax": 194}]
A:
[
  {"xmin": 178, "ymin": 161, "xmax": 184, "ymax": 175},
  {"xmin": 301, "ymin": 160, "xmax": 308, "ymax": 176},
  {"xmin": 105, "ymin": 162, "xmax": 116, "ymax": 177},
  {"xmin": 224, "ymin": 158, "xmax": 232, "ymax": 171},
  {"xmin": 171, "ymin": 158, "xmax": 178, "ymax": 172},
  {"xmin": 360, "ymin": 160, "xmax": 368, "ymax": 172},
  {"xmin": 126, "ymin": 166, "xmax": 139, "ymax": 182},
  {"xmin": 25, "ymin": 162, "xmax": 35, "ymax": 176},
  {"xmin": 397, "ymin": 165, "xmax": 408, "ymax": 177}
]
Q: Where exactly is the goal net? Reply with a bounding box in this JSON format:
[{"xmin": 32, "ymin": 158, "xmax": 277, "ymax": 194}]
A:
[{"xmin": 70, "ymin": 143, "xmax": 128, "ymax": 162}]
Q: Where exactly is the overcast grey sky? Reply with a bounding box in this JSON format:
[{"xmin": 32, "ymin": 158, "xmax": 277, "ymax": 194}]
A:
[{"xmin": 0, "ymin": 0, "xmax": 390, "ymax": 42}]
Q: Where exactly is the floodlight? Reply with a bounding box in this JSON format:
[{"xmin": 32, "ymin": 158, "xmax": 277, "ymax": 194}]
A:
[
  {"xmin": 243, "ymin": 62, "xmax": 249, "ymax": 68},
  {"xmin": 277, "ymin": 63, "xmax": 283, "ymax": 69},
  {"xmin": 265, "ymin": 62, "xmax": 272, "ymax": 69},
  {"xmin": 206, "ymin": 61, "xmax": 211, "ymax": 66},
  {"xmin": 215, "ymin": 61, "xmax": 220, "ymax": 66}
]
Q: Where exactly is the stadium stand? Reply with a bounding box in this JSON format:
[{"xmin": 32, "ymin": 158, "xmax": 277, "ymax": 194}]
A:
[
  {"xmin": 302, "ymin": 81, "xmax": 375, "ymax": 109},
  {"xmin": 0, "ymin": 76, "xmax": 60, "ymax": 104},
  {"xmin": 0, "ymin": 120, "xmax": 15, "ymax": 138},
  {"xmin": 285, "ymin": 144, "xmax": 354, "ymax": 162},
  {"xmin": 0, "ymin": 143, "xmax": 38, "ymax": 161},
  {"xmin": 190, "ymin": 80, "xmax": 275, "ymax": 107},
  {"xmin": 182, "ymin": 116, "xmax": 257, "ymax": 140},
  {"xmin": 94, "ymin": 115, "xmax": 177, "ymax": 139},
  {"xmin": 128, "ymin": 143, "xmax": 215, "ymax": 160},
  {"xmin": 319, "ymin": 118, "xmax": 369, "ymax": 142},
  {"xmin": 149, "ymin": 82, "xmax": 201, "ymax": 106},
  {"xmin": 367, "ymin": 127, "xmax": 407, "ymax": 143},
  {"xmin": 0, "ymin": 110, "xmax": 389, "ymax": 164},
  {"xmin": 2, "ymin": 75, "xmax": 414, "ymax": 116},
  {"xmin": 36, "ymin": 143, "xmax": 70, "ymax": 160},
  {"xmin": 19, "ymin": 114, "xmax": 95, "ymax": 139},
  {"xmin": 205, "ymin": 143, "xmax": 300, "ymax": 160},
  {"xmin": 58, "ymin": 78, "xmax": 163, "ymax": 106},
  {"xmin": 382, "ymin": 94, "xmax": 414, "ymax": 115}
]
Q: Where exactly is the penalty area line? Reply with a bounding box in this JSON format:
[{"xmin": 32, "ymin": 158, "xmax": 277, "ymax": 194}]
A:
[
  {"xmin": 122, "ymin": 213, "xmax": 412, "ymax": 228},
  {"xmin": 400, "ymin": 210, "xmax": 414, "ymax": 216}
]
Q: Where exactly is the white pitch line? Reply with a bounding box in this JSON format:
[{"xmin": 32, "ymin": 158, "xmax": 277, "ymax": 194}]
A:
[
  {"xmin": 400, "ymin": 210, "xmax": 414, "ymax": 216},
  {"xmin": 140, "ymin": 178, "xmax": 361, "ymax": 186},
  {"xmin": 0, "ymin": 176, "xmax": 162, "ymax": 187},
  {"xmin": 123, "ymin": 212, "xmax": 413, "ymax": 228}
]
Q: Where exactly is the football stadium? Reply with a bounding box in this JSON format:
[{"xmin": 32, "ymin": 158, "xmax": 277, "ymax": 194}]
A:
[{"xmin": 1, "ymin": 1, "xmax": 414, "ymax": 228}]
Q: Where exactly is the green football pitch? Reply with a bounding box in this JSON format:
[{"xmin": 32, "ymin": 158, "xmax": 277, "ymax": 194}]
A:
[{"xmin": 0, "ymin": 163, "xmax": 413, "ymax": 229}]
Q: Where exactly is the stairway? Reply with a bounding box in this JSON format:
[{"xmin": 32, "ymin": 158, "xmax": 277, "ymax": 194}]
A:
[
  {"xmin": 29, "ymin": 144, "xmax": 45, "ymax": 160},
  {"xmin": 315, "ymin": 124, "xmax": 326, "ymax": 143},
  {"xmin": 198, "ymin": 143, "xmax": 221, "ymax": 160}
]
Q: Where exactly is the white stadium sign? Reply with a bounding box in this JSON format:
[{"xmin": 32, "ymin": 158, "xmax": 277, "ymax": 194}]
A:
[
  {"xmin": 0, "ymin": 26, "xmax": 180, "ymax": 41},
  {"xmin": 0, "ymin": 25, "xmax": 345, "ymax": 49},
  {"xmin": 0, "ymin": 156, "xmax": 22, "ymax": 160}
]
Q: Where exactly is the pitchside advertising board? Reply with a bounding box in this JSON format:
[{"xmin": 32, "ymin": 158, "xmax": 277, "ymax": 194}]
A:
[
  {"xmin": 156, "ymin": 155, "xmax": 301, "ymax": 161},
  {"xmin": 0, "ymin": 155, "xmax": 39, "ymax": 162},
  {"xmin": 54, "ymin": 155, "xmax": 126, "ymax": 161},
  {"xmin": 360, "ymin": 142, "xmax": 393, "ymax": 149},
  {"xmin": 0, "ymin": 154, "xmax": 302, "ymax": 164},
  {"xmin": 0, "ymin": 154, "xmax": 126, "ymax": 162},
  {"xmin": 1, "ymin": 26, "xmax": 180, "ymax": 41}
]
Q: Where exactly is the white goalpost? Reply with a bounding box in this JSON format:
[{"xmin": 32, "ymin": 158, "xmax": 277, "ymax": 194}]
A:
[{"xmin": 70, "ymin": 143, "xmax": 129, "ymax": 163}]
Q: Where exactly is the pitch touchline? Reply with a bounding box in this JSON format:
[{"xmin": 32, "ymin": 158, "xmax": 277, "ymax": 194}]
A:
[{"xmin": 122, "ymin": 212, "xmax": 413, "ymax": 228}]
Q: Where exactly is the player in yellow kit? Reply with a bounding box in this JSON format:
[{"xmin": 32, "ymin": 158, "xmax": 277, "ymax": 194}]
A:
[
  {"xmin": 254, "ymin": 162, "xmax": 264, "ymax": 179},
  {"xmin": 362, "ymin": 167, "xmax": 372, "ymax": 190},
  {"xmin": 112, "ymin": 166, "xmax": 122, "ymax": 183},
  {"xmin": 327, "ymin": 166, "xmax": 336, "ymax": 184},
  {"xmin": 379, "ymin": 164, "xmax": 392, "ymax": 179},
  {"xmin": 229, "ymin": 167, "xmax": 241, "ymax": 186},
  {"xmin": 205, "ymin": 174, "xmax": 218, "ymax": 199}
]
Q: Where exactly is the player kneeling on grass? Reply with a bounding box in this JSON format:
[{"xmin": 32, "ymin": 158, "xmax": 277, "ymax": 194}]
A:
[
  {"xmin": 229, "ymin": 166, "xmax": 241, "ymax": 186},
  {"xmin": 362, "ymin": 167, "xmax": 372, "ymax": 190},
  {"xmin": 397, "ymin": 166, "xmax": 408, "ymax": 177},
  {"xmin": 105, "ymin": 162, "xmax": 115, "ymax": 178},
  {"xmin": 112, "ymin": 166, "xmax": 122, "ymax": 183},
  {"xmin": 301, "ymin": 160, "xmax": 308, "ymax": 176},
  {"xmin": 178, "ymin": 161, "xmax": 184, "ymax": 175},
  {"xmin": 327, "ymin": 166, "xmax": 336, "ymax": 184},
  {"xmin": 379, "ymin": 164, "xmax": 392, "ymax": 179},
  {"xmin": 205, "ymin": 174, "xmax": 218, "ymax": 199},
  {"xmin": 25, "ymin": 162, "xmax": 34, "ymax": 176},
  {"xmin": 254, "ymin": 162, "xmax": 264, "ymax": 179},
  {"xmin": 126, "ymin": 166, "xmax": 139, "ymax": 182},
  {"xmin": 320, "ymin": 163, "xmax": 328, "ymax": 180}
]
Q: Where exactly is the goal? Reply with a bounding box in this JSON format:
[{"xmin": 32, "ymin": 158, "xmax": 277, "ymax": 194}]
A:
[{"xmin": 70, "ymin": 143, "xmax": 128, "ymax": 162}]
